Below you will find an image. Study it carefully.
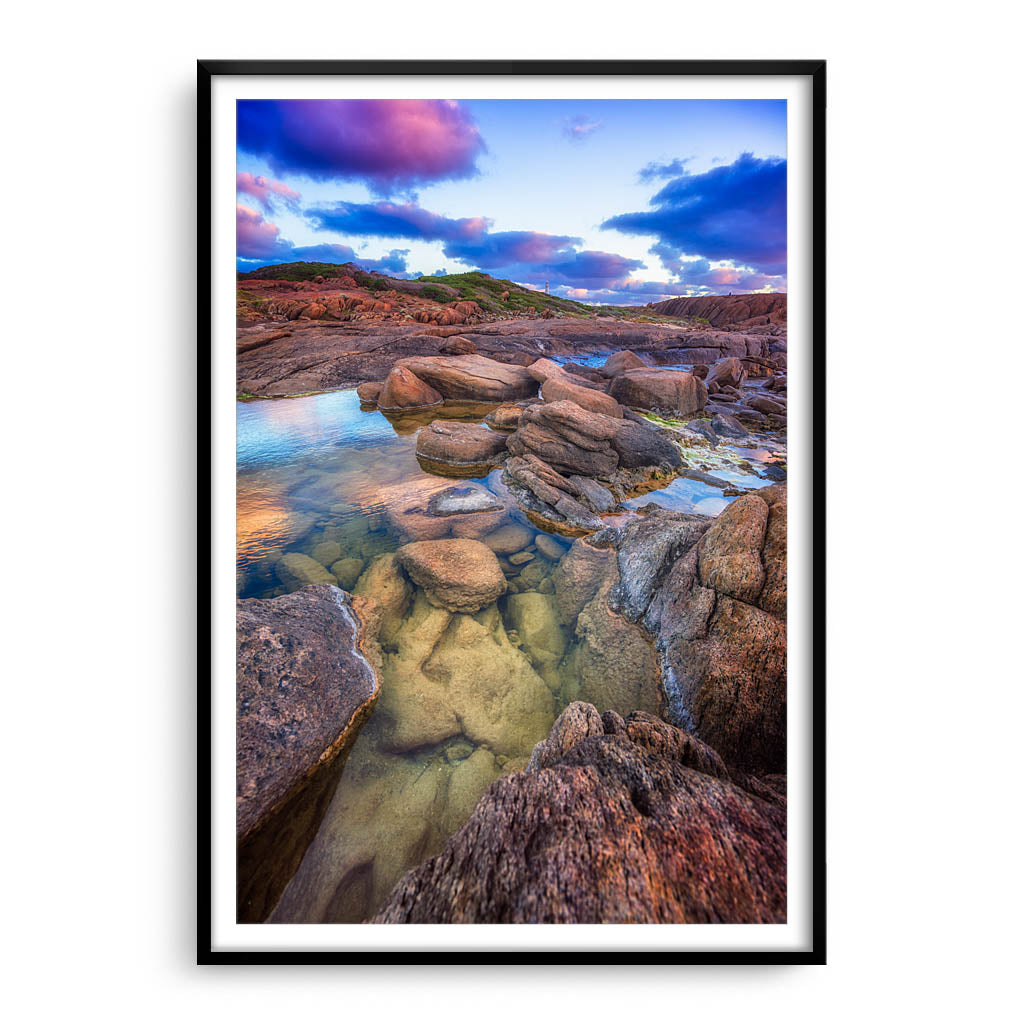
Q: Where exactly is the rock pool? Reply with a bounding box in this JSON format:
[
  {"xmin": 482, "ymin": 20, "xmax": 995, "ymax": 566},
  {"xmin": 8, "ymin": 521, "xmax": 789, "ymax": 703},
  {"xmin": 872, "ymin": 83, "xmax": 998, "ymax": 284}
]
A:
[{"xmin": 236, "ymin": 384, "xmax": 785, "ymax": 922}]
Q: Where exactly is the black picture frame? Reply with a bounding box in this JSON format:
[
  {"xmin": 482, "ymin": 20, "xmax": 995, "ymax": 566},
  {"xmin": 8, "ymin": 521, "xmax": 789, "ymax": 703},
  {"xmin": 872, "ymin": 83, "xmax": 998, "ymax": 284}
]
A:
[{"xmin": 199, "ymin": 59, "xmax": 826, "ymax": 966}]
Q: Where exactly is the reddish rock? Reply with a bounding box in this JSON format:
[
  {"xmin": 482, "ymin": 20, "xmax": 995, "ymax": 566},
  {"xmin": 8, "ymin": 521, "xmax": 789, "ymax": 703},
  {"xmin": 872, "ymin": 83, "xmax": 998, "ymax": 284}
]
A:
[
  {"xmin": 540, "ymin": 375, "xmax": 623, "ymax": 418},
  {"xmin": 395, "ymin": 354, "xmax": 536, "ymax": 402},
  {"xmin": 609, "ymin": 368, "xmax": 707, "ymax": 416},
  {"xmin": 416, "ymin": 419, "xmax": 508, "ymax": 468},
  {"xmin": 376, "ymin": 366, "xmax": 443, "ymax": 411},
  {"xmin": 356, "ymin": 381, "xmax": 382, "ymax": 404},
  {"xmin": 649, "ymin": 293, "xmax": 787, "ymax": 328},
  {"xmin": 637, "ymin": 491, "xmax": 788, "ymax": 772},
  {"xmin": 395, "ymin": 538, "xmax": 507, "ymax": 612},
  {"xmin": 439, "ymin": 335, "xmax": 477, "ymax": 355},
  {"xmin": 508, "ymin": 401, "xmax": 621, "ymax": 477},
  {"xmin": 484, "ymin": 402, "xmax": 528, "ymax": 431},
  {"xmin": 372, "ymin": 703, "xmax": 785, "ymax": 924},
  {"xmin": 601, "ymin": 349, "xmax": 648, "ymax": 376},
  {"xmin": 705, "ymin": 357, "xmax": 747, "ymax": 389},
  {"xmin": 236, "ymin": 586, "xmax": 379, "ymax": 922}
]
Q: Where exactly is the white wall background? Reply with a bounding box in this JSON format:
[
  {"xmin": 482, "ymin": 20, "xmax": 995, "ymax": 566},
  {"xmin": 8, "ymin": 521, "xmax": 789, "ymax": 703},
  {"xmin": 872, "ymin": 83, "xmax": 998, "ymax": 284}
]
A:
[{"xmin": 2, "ymin": 1, "xmax": 1019, "ymax": 1017}]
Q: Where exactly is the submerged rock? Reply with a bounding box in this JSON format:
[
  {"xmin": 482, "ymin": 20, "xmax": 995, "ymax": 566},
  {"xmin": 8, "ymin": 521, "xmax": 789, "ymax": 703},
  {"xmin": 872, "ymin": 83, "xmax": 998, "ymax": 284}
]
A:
[
  {"xmin": 396, "ymin": 538, "xmax": 507, "ymax": 613},
  {"xmin": 426, "ymin": 483, "xmax": 504, "ymax": 517},
  {"xmin": 505, "ymin": 591, "xmax": 567, "ymax": 688},
  {"xmin": 329, "ymin": 557, "xmax": 365, "ymax": 590},
  {"xmin": 275, "ymin": 551, "xmax": 337, "ymax": 590},
  {"xmin": 371, "ymin": 702, "xmax": 786, "ymax": 924},
  {"xmin": 481, "ymin": 522, "xmax": 534, "ymax": 555},
  {"xmin": 236, "ymin": 585, "xmax": 379, "ymax": 922}
]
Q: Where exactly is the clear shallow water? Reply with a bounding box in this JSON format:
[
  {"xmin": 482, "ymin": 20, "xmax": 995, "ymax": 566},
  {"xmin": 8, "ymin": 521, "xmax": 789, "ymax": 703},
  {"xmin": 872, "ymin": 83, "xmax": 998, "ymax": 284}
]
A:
[{"xmin": 236, "ymin": 385, "xmax": 784, "ymax": 923}]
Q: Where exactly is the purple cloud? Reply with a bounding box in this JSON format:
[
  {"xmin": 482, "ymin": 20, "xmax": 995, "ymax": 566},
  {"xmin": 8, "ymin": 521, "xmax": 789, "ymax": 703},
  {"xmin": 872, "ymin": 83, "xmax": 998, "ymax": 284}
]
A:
[
  {"xmin": 237, "ymin": 100, "xmax": 486, "ymax": 195},
  {"xmin": 562, "ymin": 115, "xmax": 603, "ymax": 141},
  {"xmin": 602, "ymin": 152, "xmax": 787, "ymax": 274},
  {"xmin": 442, "ymin": 230, "xmax": 583, "ymax": 268},
  {"xmin": 236, "ymin": 204, "xmax": 409, "ymax": 273},
  {"xmin": 468, "ymin": 249, "xmax": 645, "ymax": 291},
  {"xmin": 637, "ymin": 157, "xmax": 692, "ymax": 184},
  {"xmin": 305, "ymin": 201, "xmax": 490, "ymax": 242},
  {"xmin": 236, "ymin": 172, "xmax": 301, "ymax": 213}
]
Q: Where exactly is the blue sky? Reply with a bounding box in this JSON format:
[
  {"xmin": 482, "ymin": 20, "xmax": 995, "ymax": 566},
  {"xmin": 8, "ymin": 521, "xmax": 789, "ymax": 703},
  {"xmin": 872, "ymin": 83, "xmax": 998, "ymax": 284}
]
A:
[{"xmin": 236, "ymin": 98, "xmax": 787, "ymax": 303}]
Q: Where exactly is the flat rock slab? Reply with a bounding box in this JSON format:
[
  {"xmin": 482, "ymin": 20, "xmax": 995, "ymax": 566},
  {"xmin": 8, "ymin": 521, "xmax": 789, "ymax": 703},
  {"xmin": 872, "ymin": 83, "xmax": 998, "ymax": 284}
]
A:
[
  {"xmin": 415, "ymin": 420, "xmax": 508, "ymax": 467},
  {"xmin": 395, "ymin": 354, "xmax": 536, "ymax": 402}
]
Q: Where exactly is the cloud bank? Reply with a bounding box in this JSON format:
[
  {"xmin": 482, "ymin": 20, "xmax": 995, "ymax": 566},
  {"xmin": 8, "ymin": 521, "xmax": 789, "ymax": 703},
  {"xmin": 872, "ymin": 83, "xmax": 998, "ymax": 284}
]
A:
[
  {"xmin": 235, "ymin": 204, "xmax": 408, "ymax": 273},
  {"xmin": 237, "ymin": 99, "xmax": 486, "ymax": 195},
  {"xmin": 603, "ymin": 152, "xmax": 787, "ymax": 274}
]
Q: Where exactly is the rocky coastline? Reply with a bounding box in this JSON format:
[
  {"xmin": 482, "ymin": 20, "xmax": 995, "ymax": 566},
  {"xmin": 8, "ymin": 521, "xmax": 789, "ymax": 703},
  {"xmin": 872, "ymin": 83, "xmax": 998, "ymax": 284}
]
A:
[{"xmin": 235, "ymin": 277, "xmax": 789, "ymax": 925}]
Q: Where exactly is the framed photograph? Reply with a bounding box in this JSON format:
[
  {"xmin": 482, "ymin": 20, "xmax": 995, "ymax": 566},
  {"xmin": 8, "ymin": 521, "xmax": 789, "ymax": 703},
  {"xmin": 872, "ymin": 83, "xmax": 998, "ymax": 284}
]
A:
[{"xmin": 200, "ymin": 59, "xmax": 825, "ymax": 963}]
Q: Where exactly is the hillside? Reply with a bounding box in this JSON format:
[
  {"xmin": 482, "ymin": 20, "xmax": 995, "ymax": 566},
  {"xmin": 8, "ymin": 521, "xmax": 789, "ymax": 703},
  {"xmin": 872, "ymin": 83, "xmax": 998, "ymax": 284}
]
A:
[
  {"xmin": 237, "ymin": 262, "xmax": 688, "ymax": 326},
  {"xmin": 648, "ymin": 293, "xmax": 787, "ymax": 329}
]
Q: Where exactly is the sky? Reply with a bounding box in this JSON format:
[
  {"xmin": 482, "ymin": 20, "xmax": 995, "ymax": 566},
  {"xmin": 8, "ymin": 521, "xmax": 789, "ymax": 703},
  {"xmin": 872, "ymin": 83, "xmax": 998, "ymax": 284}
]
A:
[{"xmin": 236, "ymin": 98, "xmax": 787, "ymax": 303}]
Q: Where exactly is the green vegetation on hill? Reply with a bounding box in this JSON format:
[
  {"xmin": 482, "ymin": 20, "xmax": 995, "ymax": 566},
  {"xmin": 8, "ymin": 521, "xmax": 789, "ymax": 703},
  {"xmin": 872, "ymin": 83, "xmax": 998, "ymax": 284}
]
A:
[
  {"xmin": 238, "ymin": 261, "xmax": 360, "ymax": 282},
  {"xmin": 236, "ymin": 263, "xmax": 693, "ymax": 324},
  {"xmin": 415, "ymin": 272, "xmax": 591, "ymax": 317}
]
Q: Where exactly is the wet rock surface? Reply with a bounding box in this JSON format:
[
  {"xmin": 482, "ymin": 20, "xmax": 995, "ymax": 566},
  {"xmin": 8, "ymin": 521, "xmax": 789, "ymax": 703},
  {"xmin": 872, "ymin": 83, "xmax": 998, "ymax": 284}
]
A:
[
  {"xmin": 395, "ymin": 538, "xmax": 507, "ymax": 613},
  {"xmin": 372, "ymin": 702, "xmax": 785, "ymax": 924},
  {"xmin": 415, "ymin": 419, "xmax": 508, "ymax": 469},
  {"xmin": 236, "ymin": 585, "xmax": 380, "ymax": 922}
]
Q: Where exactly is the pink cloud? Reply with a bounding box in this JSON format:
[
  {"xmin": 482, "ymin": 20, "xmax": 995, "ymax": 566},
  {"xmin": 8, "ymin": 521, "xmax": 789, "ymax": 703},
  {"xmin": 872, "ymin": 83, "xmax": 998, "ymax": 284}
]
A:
[
  {"xmin": 236, "ymin": 204, "xmax": 283, "ymax": 259},
  {"xmin": 236, "ymin": 172, "xmax": 301, "ymax": 212},
  {"xmin": 237, "ymin": 99, "xmax": 486, "ymax": 194}
]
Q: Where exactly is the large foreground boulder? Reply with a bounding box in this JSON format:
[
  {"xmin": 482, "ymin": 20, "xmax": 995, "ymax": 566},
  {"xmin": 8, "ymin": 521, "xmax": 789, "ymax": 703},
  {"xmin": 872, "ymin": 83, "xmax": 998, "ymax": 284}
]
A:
[
  {"xmin": 395, "ymin": 538, "xmax": 507, "ymax": 612},
  {"xmin": 609, "ymin": 368, "xmax": 707, "ymax": 417},
  {"xmin": 611, "ymin": 487, "xmax": 788, "ymax": 772},
  {"xmin": 236, "ymin": 585, "xmax": 379, "ymax": 922},
  {"xmin": 372, "ymin": 702, "xmax": 786, "ymax": 924},
  {"xmin": 394, "ymin": 354, "xmax": 536, "ymax": 402}
]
